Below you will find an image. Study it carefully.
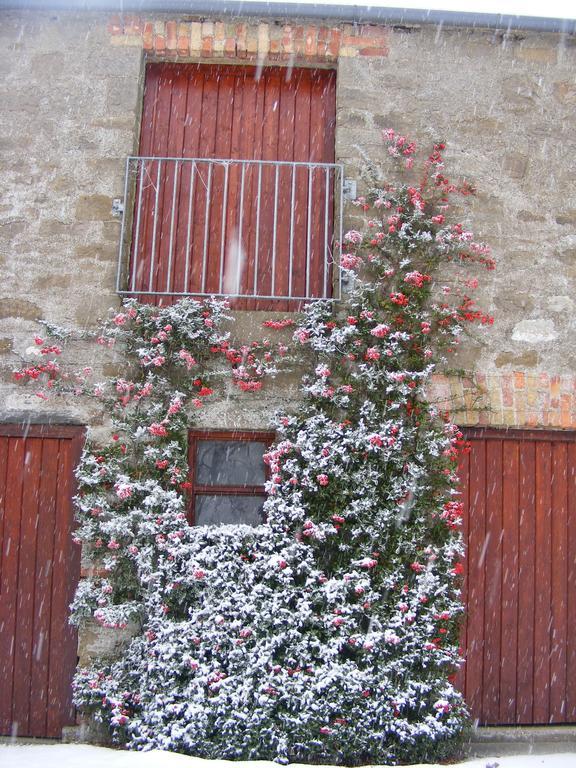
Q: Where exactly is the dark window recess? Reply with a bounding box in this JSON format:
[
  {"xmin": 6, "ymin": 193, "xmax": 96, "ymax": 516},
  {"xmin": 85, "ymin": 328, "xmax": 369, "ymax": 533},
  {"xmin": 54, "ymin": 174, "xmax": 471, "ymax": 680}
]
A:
[{"xmin": 188, "ymin": 431, "xmax": 274, "ymax": 526}]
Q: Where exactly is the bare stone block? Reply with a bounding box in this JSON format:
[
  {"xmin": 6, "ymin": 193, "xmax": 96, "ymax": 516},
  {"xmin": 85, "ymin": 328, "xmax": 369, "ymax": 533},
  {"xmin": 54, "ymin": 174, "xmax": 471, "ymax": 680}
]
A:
[
  {"xmin": 0, "ymin": 337, "xmax": 13, "ymax": 354},
  {"xmin": 0, "ymin": 298, "xmax": 43, "ymax": 321},
  {"xmin": 556, "ymin": 211, "xmax": 576, "ymax": 226},
  {"xmin": 495, "ymin": 350, "xmax": 539, "ymax": 368},
  {"xmin": 553, "ymin": 80, "xmax": 576, "ymax": 105},
  {"xmin": 76, "ymin": 195, "xmax": 114, "ymax": 221},
  {"xmin": 515, "ymin": 46, "xmax": 557, "ymax": 64},
  {"xmin": 75, "ymin": 243, "xmax": 117, "ymax": 262},
  {"xmin": 502, "ymin": 154, "xmax": 528, "ymax": 180},
  {"xmin": 518, "ymin": 210, "xmax": 546, "ymax": 223},
  {"xmin": 75, "ymin": 296, "xmax": 120, "ymax": 327}
]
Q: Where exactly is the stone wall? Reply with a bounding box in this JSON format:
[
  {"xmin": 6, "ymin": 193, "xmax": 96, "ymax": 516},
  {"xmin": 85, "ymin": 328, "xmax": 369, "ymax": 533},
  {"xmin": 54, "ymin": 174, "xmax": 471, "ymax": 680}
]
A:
[{"xmin": 1, "ymin": 10, "xmax": 576, "ymax": 433}]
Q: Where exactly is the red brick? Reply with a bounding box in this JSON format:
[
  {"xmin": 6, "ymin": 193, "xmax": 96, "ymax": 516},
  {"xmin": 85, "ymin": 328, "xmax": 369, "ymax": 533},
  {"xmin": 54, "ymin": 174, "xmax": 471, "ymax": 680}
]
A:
[
  {"xmin": 282, "ymin": 25, "xmax": 294, "ymax": 54},
  {"xmin": 202, "ymin": 37, "xmax": 213, "ymax": 57},
  {"xmin": 513, "ymin": 371, "xmax": 525, "ymax": 389},
  {"xmin": 358, "ymin": 46, "xmax": 389, "ymax": 56},
  {"xmin": 155, "ymin": 34, "xmax": 166, "ymax": 54},
  {"xmin": 166, "ymin": 20, "xmax": 177, "ymax": 51},
  {"xmin": 501, "ymin": 374, "xmax": 513, "ymax": 407},
  {"xmin": 124, "ymin": 15, "xmax": 143, "ymax": 35},
  {"xmin": 224, "ymin": 37, "xmax": 236, "ymax": 56},
  {"xmin": 327, "ymin": 29, "xmax": 341, "ymax": 58},
  {"xmin": 177, "ymin": 24, "xmax": 190, "ymax": 56},
  {"xmin": 143, "ymin": 21, "xmax": 154, "ymax": 51},
  {"xmin": 236, "ymin": 23, "xmax": 247, "ymax": 57},
  {"xmin": 359, "ymin": 24, "xmax": 388, "ymax": 41},
  {"xmin": 107, "ymin": 14, "xmax": 123, "ymax": 35},
  {"xmin": 304, "ymin": 27, "xmax": 317, "ymax": 57}
]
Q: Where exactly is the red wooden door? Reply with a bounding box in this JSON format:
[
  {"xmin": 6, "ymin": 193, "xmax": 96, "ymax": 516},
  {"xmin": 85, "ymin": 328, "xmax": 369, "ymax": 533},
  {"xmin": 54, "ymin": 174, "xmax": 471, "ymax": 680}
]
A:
[
  {"xmin": 129, "ymin": 63, "xmax": 337, "ymax": 308},
  {"xmin": 456, "ymin": 428, "xmax": 576, "ymax": 725},
  {"xmin": 0, "ymin": 425, "xmax": 83, "ymax": 738}
]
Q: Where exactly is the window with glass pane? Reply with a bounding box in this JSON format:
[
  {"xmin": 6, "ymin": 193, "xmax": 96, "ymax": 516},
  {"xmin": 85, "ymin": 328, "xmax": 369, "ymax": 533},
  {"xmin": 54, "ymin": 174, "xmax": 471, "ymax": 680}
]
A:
[{"xmin": 188, "ymin": 431, "xmax": 274, "ymax": 526}]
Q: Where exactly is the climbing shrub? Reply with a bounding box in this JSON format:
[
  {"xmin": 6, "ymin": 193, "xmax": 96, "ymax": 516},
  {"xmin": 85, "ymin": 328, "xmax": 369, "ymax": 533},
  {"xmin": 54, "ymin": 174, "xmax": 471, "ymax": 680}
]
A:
[{"xmin": 16, "ymin": 130, "xmax": 493, "ymax": 765}]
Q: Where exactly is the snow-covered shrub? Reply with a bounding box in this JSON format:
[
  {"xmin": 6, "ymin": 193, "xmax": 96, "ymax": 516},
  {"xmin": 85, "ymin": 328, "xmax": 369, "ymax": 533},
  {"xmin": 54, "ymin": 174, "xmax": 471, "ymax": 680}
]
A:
[{"xmin": 17, "ymin": 130, "xmax": 494, "ymax": 764}]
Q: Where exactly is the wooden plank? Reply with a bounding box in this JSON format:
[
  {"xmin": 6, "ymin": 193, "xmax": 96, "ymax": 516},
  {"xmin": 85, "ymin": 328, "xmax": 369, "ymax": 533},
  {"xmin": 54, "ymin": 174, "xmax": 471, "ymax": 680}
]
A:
[
  {"xmin": 256, "ymin": 68, "xmax": 281, "ymax": 300},
  {"xmin": 499, "ymin": 438, "xmax": 520, "ymax": 724},
  {"xmin": 0, "ymin": 437, "xmax": 9, "ymax": 596},
  {"xmin": 161, "ymin": 64, "xmax": 188, "ymax": 296},
  {"xmin": 242, "ymin": 68, "xmax": 267, "ymax": 310},
  {"xmin": 291, "ymin": 70, "xmax": 312, "ymax": 302},
  {"xmin": 150, "ymin": 66, "xmax": 177, "ymax": 301},
  {"xmin": 211, "ymin": 69, "xmax": 238, "ymax": 297},
  {"xmin": 464, "ymin": 437, "xmax": 486, "ymax": 723},
  {"xmin": 182, "ymin": 66, "xmax": 206, "ymax": 295},
  {"xmin": 533, "ymin": 441, "xmax": 553, "ymax": 723},
  {"xmin": 566, "ymin": 441, "xmax": 576, "ymax": 721},
  {"xmin": 308, "ymin": 70, "xmax": 332, "ymax": 299},
  {"xmin": 47, "ymin": 439, "xmax": 78, "ymax": 737},
  {"xmin": 231, "ymin": 69, "xmax": 257, "ymax": 308},
  {"xmin": 28, "ymin": 439, "xmax": 59, "ymax": 737},
  {"xmin": 549, "ymin": 441, "xmax": 568, "ymax": 722},
  {"xmin": 481, "ymin": 438, "xmax": 503, "ymax": 723},
  {"xmin": 0, "ymin": 437, "xmax": 25, "ymax": 734},
  {"xmin": 12, "ymin": 438, "xmax": 42, "ymax": 736},
  {"xmin": 516, "ymin": 440, "xmax": 536, "ymax": 723},
  {"xmin": 132, "ymin": 63, "xmax": 160, "ymax": 298},
  {"xmin": 454, "ymin": 448, "xmax": 470, "ymax": 694},
  {"xmin": 273, "ymin": 70, "xmax": 297, "ymax": 309}
]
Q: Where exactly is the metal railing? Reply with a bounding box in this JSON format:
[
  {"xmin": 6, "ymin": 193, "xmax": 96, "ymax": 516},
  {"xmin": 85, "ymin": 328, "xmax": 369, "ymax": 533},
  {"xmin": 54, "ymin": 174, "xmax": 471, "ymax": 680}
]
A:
[{"xmin": 116, "ymin": 156, "xmax": 344, "ymax": 303}]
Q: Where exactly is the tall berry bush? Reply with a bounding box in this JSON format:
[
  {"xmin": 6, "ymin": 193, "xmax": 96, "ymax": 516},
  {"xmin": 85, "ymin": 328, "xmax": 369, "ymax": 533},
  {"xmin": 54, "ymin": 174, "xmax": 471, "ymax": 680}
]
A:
[{"xmin": 16, "ymin": 131, "xmax": 493, "ymax": 764}]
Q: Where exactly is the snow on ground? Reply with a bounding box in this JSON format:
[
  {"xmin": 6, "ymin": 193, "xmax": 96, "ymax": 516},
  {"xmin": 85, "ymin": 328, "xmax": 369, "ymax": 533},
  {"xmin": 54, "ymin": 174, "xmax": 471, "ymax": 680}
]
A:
[{"xmin": 0, "ymin": 744, "xmax": 575, "ymax": 768}]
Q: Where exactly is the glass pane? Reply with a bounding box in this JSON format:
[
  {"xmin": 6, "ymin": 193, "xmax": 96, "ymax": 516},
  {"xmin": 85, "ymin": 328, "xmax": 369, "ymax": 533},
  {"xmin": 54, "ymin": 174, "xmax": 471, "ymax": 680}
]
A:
[
  {"xmin": 195, "ymin": 440, "xmax": 267, "ymax": 486},
  {"xmin": 195, "ymin": 495, "xmax": 265, "ymax": 526}
]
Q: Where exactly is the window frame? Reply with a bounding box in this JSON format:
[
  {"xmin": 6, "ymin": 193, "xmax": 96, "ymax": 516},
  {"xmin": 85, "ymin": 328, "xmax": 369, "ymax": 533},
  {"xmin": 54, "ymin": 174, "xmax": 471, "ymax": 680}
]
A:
[{"xmin": 187, "ymin": 429, "xmax": 275, "ymax": 525}]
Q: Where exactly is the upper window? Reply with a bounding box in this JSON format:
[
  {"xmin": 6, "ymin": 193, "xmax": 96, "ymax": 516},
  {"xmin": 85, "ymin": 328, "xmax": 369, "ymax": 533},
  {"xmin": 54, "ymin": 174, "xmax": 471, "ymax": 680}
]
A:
[
  {"xmin": 188, "ymin": 430, "xmax": 274, "ymax": 526},
  {"xmin": 118, "ymin": 63, "xmax": 340, "ymax": 310}
]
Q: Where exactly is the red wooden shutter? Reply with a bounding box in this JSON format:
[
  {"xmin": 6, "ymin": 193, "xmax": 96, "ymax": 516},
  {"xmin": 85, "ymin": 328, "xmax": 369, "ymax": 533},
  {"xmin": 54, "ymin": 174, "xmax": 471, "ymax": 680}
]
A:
[
  {"xmin": 456, "ymin": 428, "xmax": 576, "ymax": 725},
  {"xmin": 130, "ymin": 63, "xmax": 336, "ymax": 308},
  {"xmin": 0, "ymin": 425, "xmax": 83, "ymax": 738}
]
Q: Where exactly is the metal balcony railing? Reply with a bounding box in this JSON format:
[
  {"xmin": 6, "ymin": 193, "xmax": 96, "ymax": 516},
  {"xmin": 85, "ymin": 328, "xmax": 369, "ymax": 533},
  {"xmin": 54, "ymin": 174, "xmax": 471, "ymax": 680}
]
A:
[{"xmin": 115, "ymin": 156, "xmax": 344, "ymax": 304}]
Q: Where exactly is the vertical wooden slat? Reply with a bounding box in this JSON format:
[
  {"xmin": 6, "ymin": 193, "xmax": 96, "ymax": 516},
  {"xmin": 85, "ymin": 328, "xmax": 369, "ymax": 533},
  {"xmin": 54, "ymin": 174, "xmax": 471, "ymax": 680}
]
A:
[
  {"xmin": 454, "ymin": 448, "xmax": 470, "ymax": 694},
  {"xmin": 566, "ymin": 441, "xmax": 576, "ymax": 721},
  {"xmin": 533, "ymin": 441, "xmax": 553, "ymax": 723},
  {"xmin": 47, "ymin": 438, "xmax": 78, "ymax": 737},
  {"xmin": 465, "ymin": 438, "xmax": 486, "ymax": 722},
  {"xmin": 29, "ymin": 438, "xmax": 59, "ymax": 737},
  {"xmin": 0, "ymin": 437, "xmax": 25, "ymax": 733},
  {"xmin": 482, "ymin": 439, "xmax": 503, "ymax": 723},
  {"xmin": 499, "ymin": 439, "xmax": 520, "ymax": 723},
  {"xmin": 12, "ymin": 437, "xmax": 43, "ymax": 736},
  {"xmin": 292, "ymin": 70, "xmax": 312, "ymax": 302},
  {"xmin": 550, "ymin": 441, "xmax": 568, "ymax": 722},
  {"xmin": 0, "ymin": 436, "xmax": 9, "ymax": 592},
  {"xmin": 308, "ymin": 71, "xmax": 330, "ymax": 299},
  {"xmin": 161, "ymin": 64, "xmax": 188, "ymax": 296},
  {"xmin": 516, "ymin": 439, "xmax": 536, "ymax": 723},
  {"xmin": 274, "ymin": 70, "xmax": 297, "ymax": 310},
  {"xmin": 182, "ymin": 66, "xmax": 205, "ymax": 295},
  {"xmin": 135, "ymin": 64, "xmax": 161, "ymax": 299}
]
